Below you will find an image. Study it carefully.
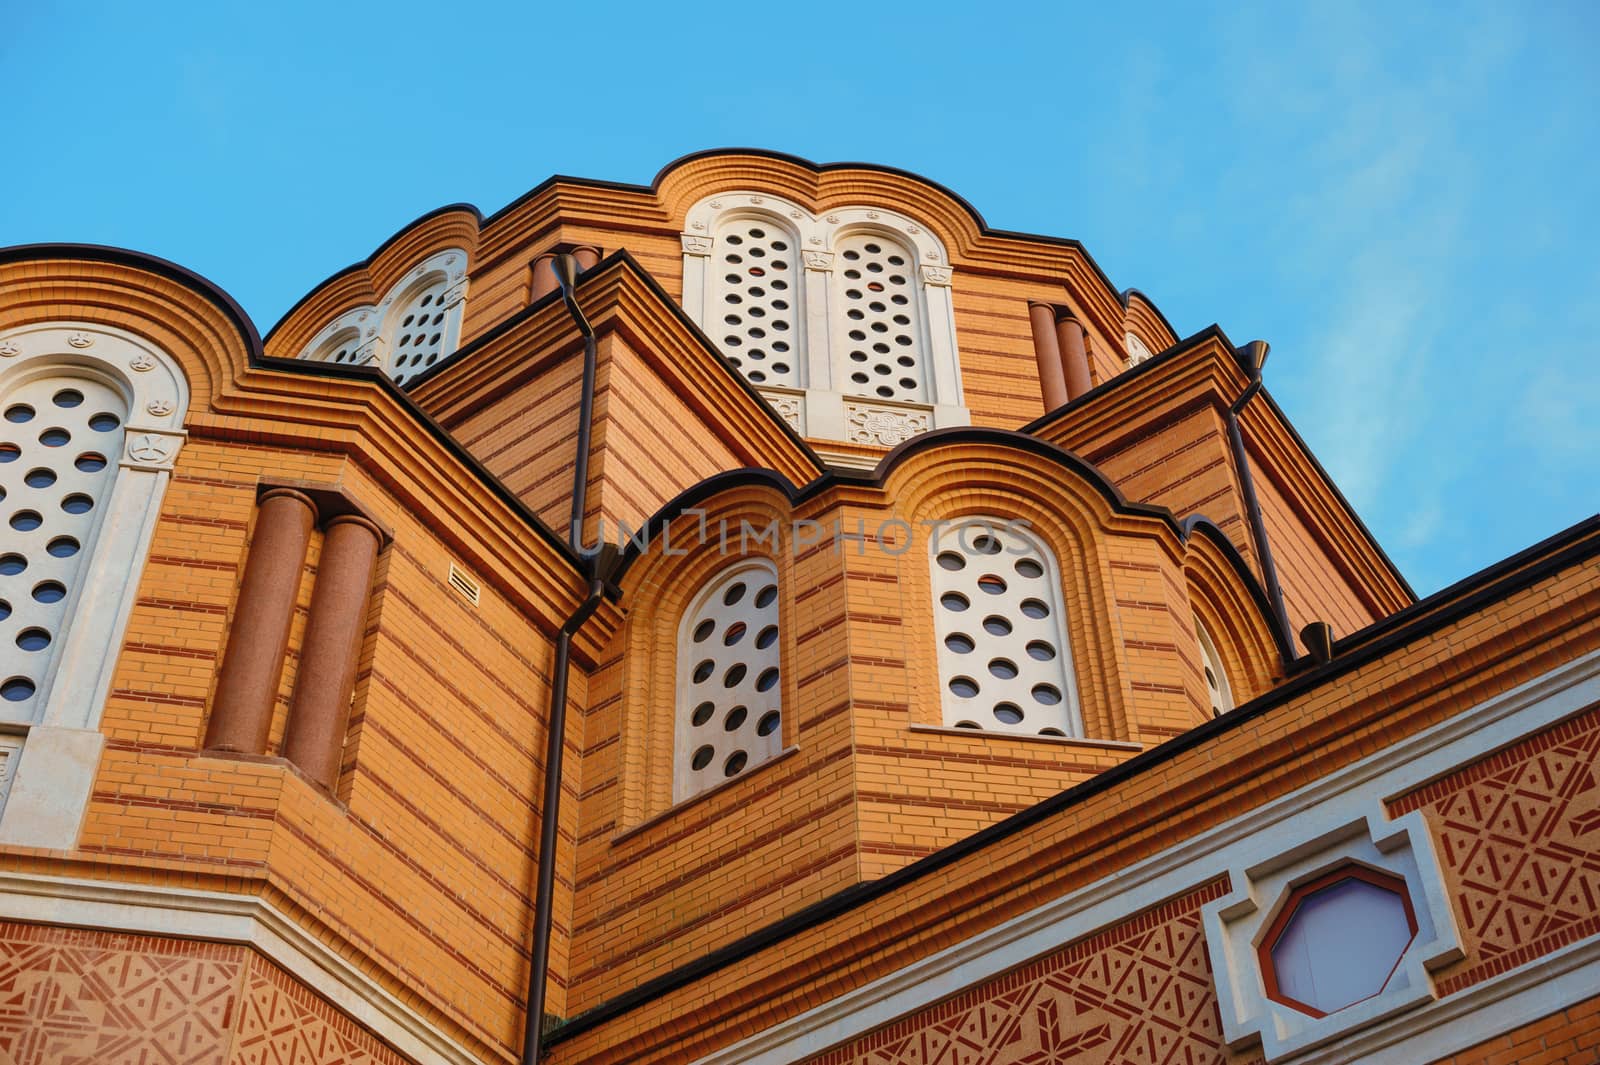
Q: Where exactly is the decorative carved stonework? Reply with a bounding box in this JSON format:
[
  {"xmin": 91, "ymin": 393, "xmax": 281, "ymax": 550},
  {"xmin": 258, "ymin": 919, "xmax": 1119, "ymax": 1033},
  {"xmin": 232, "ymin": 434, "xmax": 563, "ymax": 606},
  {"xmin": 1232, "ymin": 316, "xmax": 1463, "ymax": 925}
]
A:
[
  {"xmin": 146, "ymin": 399, "xmax": 174, "ymax": 417},
  {"xmin": 0, "ymin": 341, "xmax": 19, "ymax": 358},
  {"xmin": 128, "ymin": 352, "xmax": 157, "ymax": 372},
  {"xmin": 845, "ymin": 404, "xmax": 930, "ymax": 447},
  {"xmin": 803, "ymin": 250, "xmax": 835, "ymax": 270},
  {"xmin": 681, "ymin": 234, "xmax": 714, "ymax": 255},
  {"xmin": 442, "ymin": 279, "xmax": 468, "ymax": 308},
  {"xmin": 122, "ymin": 428, "xmax": 186, "ymax": 471},
  {"xmin": 921, "ymin": 265, "xmax": 953, "ymax": 286},
  {"xmin": 765, "ymin": 393, "xmax": 804, "ymax": 435},
  {"xmin": 67, "ymin": 332, "xmax": 94, "ymax": 348}
]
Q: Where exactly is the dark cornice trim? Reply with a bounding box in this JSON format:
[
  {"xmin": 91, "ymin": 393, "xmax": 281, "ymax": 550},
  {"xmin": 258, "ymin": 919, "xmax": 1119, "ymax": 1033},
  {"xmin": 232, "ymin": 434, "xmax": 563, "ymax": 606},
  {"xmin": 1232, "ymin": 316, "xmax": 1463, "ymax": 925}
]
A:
[
  {"xmin": 547, "ymin": 512, "xmax": 1600, "ymax": 1046},
  {"xmin": 262, "ymin": 203, "xmax": 481, "ymax": 345},
  {"xmin": 404, "ymin": 249, "xmax": 824, "ymax": 468},
  {"xmin": 0, "ymin": 241, "xmax": 265, "ymax": 357},
  {"xmin": 0, "ymin": 242, "xmax": 581, "ymax": 572}
]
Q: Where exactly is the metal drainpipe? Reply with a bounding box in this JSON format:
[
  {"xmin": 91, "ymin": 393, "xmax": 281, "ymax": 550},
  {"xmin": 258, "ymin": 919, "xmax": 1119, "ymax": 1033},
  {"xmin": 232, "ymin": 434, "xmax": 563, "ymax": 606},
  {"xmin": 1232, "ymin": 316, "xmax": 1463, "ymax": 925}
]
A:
[
  {"xmin": 1225, "ymin": 341, "xmax": 1293, "ymax": 655},
  {"xmin": 522, "ymin": 254, "xmax": 608, "ymax": 1065}
]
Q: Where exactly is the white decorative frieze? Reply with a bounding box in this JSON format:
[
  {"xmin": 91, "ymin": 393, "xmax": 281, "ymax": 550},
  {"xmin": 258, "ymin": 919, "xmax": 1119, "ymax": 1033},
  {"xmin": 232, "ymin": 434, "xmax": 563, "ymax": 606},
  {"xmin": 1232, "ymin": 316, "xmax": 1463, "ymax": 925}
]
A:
[
  {"xmin": 761, "ymin": 390, "xmax": 804, "ymax": 435},
  {"xmin": 844, "ymin": 402, "xmax": 931, "ymax": 447},
  {"xmin": 122, "ymin": 428, "xmax": 187, "ymax": 471},
  {"xmin": 802, "ymin": 250, "xmax": 834, "ymax": 270},
  {"xmin": 681, "ymin": 233, "xmax": 714, "ymax": 256},
  {"xmin": 920, "ymin": 265, "xmax": 952, "ymax": 286}
]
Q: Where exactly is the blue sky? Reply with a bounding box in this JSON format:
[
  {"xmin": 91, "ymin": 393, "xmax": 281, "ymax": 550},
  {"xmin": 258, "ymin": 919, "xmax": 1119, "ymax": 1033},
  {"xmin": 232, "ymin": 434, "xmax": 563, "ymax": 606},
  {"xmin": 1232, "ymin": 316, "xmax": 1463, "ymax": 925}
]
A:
[{"xmin": 4, "ymin": 1, "xmax": 1594, "ymax": 597}]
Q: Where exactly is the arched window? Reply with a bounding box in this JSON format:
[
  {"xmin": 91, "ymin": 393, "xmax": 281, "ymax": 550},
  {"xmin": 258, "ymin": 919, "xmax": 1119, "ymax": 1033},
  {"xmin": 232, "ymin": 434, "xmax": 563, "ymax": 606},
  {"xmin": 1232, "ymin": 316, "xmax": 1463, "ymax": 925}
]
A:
[
  {"xmin": 834, "ymin": 230, "xmax": 927, "ymax": 404},
  {"xmin": 1126, "ymin": 331, "xmax": 1155, "ymax": 366},
  {"xmin": 708, "ymin": 215, "xmax": 805, "ymax": 390},
  {"xmin": 0, "ymin": 374, "xmax": 126, "ymax": 716},
  {"xmin": 674, "ymin": 560, "xmax": 783, "ymax": 802},
  {"xmin": 0, "ymin": 323, "xmax": 189, "ymax": 847},
  {"xmin": 1196, "ymin": 618, "xmax": 1234, "ymax": 716},
  {"xmin": 682, "ymin": 194, "xmax": 966, "ymax": 450},
  {"xmin": 931, "ymin": 519, "xmax": 1082, "ymax": 738},
  {"xmin": 297, "ymin": 248, "xmax": 468, "ymax": 387}
]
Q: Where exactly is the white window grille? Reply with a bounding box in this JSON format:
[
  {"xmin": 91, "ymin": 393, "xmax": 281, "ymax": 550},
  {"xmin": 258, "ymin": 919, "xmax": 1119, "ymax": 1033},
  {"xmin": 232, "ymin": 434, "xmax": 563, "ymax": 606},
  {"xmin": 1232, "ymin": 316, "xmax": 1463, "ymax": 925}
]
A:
[
  {"xmin": 834, "ymin": 231, "xmax": 926, "ymax": 404},
  {"xmin": 673, "ymin": 560, "xmax": 783, "ymax": 802},
  {"xmin": 0, "ymin": 323, "xmax": 189, "ymax": 848},
  {"xmin": 297, "ymin": 248, "xmax": 468, "ymax": 387},
  {"xmin": 1196, "ymin": 618, "xmax": 1234, "ymax": 716},
  {"xmin": 0, "ymin": 375, "xmax": 127, "ymax": 719},
  {"xmin": 930, "ymin": 519, "xmax": 1082, "ymax": 738},
  {"xmin": 681, "ymin": 194, "xmax": 967, "ymax": 446},
  {"xmin": 709, "ymin": 217, "xmax": 804, "ymax": 389}
]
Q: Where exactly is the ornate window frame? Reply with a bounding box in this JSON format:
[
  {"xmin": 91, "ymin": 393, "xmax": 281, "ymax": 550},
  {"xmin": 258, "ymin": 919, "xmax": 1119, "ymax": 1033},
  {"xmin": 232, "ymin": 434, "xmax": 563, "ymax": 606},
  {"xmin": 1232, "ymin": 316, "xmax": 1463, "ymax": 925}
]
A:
[
  {"xmin": 1201, "ymin": 810, "xmax": 1463, "ymax": 1061},
  {"xmin": 0, "ymin": 322, "xmax": 190, "ymax": 848},
  {"xmin": 681, "ymin": 192, "xmax": 967, "ymax": 448},
  {"xmin": 298, "ymin": 248, "xmax": 469, "ymax": 386}
]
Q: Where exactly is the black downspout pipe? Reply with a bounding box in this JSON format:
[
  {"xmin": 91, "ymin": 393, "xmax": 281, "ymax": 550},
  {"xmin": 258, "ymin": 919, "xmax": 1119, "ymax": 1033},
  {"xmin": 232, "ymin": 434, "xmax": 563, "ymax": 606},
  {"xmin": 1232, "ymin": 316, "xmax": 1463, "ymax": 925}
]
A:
[
  {"xmin": 522, "ymin": 254, "xmax": 607, "ymax": 1065},
  {"xmin": 1226, "ymin": 341, "xmax": 1294, "ymax": 659}
]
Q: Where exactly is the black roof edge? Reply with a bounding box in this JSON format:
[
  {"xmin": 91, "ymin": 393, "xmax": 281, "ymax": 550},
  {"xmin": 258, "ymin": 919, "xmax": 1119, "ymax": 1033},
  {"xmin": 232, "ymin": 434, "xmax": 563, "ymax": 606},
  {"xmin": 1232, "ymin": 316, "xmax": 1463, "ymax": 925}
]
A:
[
  {"xmin": 0, "ymin": 241, "xmax": 583, "ymax": 575},
  {"xmin": 276, "ymin": 149, "xmax": 1135, "ymax": 351},
  {"xmin": 0, "ymin": 241, "xmax": 266, "ymax": 357},
  {"xmin": 251, "ymin": 351, "xmax": 581, "ymax": 570},
  {"xmin": 609, "ymin": 426, "xmax": 1287, "ymax": 661},
  {"xmin": 262, "ymin": 203, "xmax": 483, "ymax": 346},
  {"xmin": 1020, "ymin": 323, "xmax": 1415, "ymax": 605},
  {"xmin": 1253, "ymin": 389, "xmax": 1418, "ymax": 602},
  {"xmin": 1118, "ymin": 287, "xmax": 1181, "ymax": 343},
  {"xmin": 546, "ymin": 512, "xmax": 1600, "ymax": 1046},
  {"xmin": 400, "ymin": 248, "xmax": 825, "ymax": 468}
]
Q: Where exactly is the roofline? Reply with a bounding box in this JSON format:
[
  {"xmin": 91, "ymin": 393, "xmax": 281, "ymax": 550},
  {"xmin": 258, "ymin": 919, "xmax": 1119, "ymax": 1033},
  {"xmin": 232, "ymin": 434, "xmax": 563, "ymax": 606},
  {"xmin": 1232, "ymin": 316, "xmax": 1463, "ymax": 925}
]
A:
[
  {"xmin": 546, "ymin": 511, "xmax": 1600, "ymax": 1046},
  {"xmin": 0, "ymin": 241, "xmax": 266, "ymax": 357},
  {"xmin": 0, "ymin": 241, "xmax": 583, "ymax": 573},
  {"xmin": 1021, "ymin": 323, "xmax": 1416, "ymax": 603},
  {"xmin": 262, "ymin": 202, "xmax": 481, "ymax": 345}
]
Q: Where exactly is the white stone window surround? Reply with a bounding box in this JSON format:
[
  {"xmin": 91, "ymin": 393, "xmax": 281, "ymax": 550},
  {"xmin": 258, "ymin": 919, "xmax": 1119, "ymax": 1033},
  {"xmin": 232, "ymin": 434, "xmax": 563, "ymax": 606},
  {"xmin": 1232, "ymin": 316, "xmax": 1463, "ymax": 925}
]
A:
[
  {"xmin": 673, "ymin": 558, "xmax": 784, "ymax": 804},
  {"xmin": 1126, "ymin": 330, "xmax": 1155, "ymax": 366},
  {"xmin": 930, "ymin": 518, "xmax": 1084, "ymax": 739},
  {"xmin": 682, "ymin": 192, "xmax": 968, "ymax": 445},
  {"xmin": 0, "ymin": 323, "xmax": 190, "ymax": 849},
  {"xmin": 297, "ymin": 248, "xmax": 469, "ymax": 386},
  {"xmin": 678, "ymin": 649, "xmax": 1600, "ymax": 1065},
  {"xmin": 1197, "ymin": 617, "xmax": 1234, "ymax": 716},
  {"xmin": 1203, "ymin": 813, "xmax": 1462, "ymax": 1060}
]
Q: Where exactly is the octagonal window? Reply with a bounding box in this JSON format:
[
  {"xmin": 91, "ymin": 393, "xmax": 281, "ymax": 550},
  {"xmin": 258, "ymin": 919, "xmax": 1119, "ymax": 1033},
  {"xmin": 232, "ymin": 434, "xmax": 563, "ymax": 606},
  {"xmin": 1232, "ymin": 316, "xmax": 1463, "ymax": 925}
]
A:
[{"xmin": 1260, "ymin": 865, "xmax": 1417, "ymax": 1018}]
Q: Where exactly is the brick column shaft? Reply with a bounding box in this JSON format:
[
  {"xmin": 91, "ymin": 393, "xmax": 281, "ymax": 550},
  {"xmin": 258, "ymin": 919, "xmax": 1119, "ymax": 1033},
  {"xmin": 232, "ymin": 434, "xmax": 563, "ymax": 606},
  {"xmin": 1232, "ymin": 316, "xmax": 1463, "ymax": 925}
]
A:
[
  {"xmin": 1055, "ymin": 313, "xmax": 1093, "ymax": 400},
  {"xmin": 205, "ymin": 489, "xmax": 317, "ymax": 754},
  {"xmin": 1029, "ymin": 302, "xmax": 1070, "ymax": 410},
  {"xmin": 281, "ymin": 515, "xmax": 383, "ymax": 790}
]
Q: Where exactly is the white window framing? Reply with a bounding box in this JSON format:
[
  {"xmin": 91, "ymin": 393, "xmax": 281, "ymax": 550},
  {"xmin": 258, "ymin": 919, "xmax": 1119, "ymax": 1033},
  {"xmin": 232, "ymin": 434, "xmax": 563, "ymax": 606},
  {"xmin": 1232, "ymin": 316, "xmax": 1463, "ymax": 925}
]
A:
[
  {"xmin": 930, "ymin": 518, "xmax": 1083, "ymax": 738},
  {"xmin": 673, "ymin": 559, "xmax": 784, "ymax": 803},
  {"xmin": 298, "ymin": 248, "xmax": 469, "ymax": 387},
  {"xmin": 0, "ymin": 323, "xmax": 190, "ymax": 848},
  {"xmin": 1196, "ymin": 618, "xmax": 1235, "ymax": 716},
  {"xmin": 681, "ymin": 193, "xmax": 967, "ymax": 448},
  {"xmin": 1125, "ymin": 331, "xmax": 1155, "ymax": 366}
]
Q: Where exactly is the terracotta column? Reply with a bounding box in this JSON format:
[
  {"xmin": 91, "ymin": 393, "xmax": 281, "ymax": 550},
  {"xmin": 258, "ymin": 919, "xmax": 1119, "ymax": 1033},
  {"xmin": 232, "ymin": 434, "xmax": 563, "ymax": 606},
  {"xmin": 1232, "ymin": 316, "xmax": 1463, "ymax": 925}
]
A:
[
  {"xmin": 530, "ymin": 252, "xmax": 561, "ymax": 301},
  {"xmin": 206, "ymin": 489, "xmax": 317, "ymax": 754},
  {"xmin": 1055, "ymin": 313, "xmax": 1093, "ymax": 400},
  {"xmin": 570, "ymin": 245, "xmax": 601, "ymax": 272},
  {"xmin": 1028, "ymin": 302, "xmax": 1070, "ymax": 410},
  {"xmin": 281, "ymin": 515, "xmax": 383, "ymax": 790}
]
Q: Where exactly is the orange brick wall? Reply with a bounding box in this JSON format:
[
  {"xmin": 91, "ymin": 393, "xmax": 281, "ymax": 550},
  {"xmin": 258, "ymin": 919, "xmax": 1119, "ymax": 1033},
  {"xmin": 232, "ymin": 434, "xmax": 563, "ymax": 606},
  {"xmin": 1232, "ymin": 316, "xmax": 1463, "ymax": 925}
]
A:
[
  {"xmin": 72, "ymin": 437, "xmax": 567, "ymax": 1060},
  {"xmin": 1431, "ymin": 995, "xmax": 1600, "ymax": 1065}
]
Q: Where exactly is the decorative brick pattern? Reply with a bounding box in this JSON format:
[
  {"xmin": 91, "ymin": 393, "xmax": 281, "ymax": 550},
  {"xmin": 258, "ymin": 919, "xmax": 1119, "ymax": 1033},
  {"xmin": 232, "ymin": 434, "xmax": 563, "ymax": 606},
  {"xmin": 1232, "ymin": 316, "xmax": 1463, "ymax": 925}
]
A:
[
  {"xmin": 0, "ymin": 922, "xmax": 410, "ymax": 1065},
  {"xmin": 805, "ymin": 881, "xmax": 1229, "ymax": 1065},
  {"xmin": 230, "ymin": 954, "xmax": 410, "ymax": 1065},
  {"xmin": 0, "ymin": 923, "xmax": 245, "ymax": 1065},
  {"xmin": 1390, "ymin": 703, "xmax": 1600, "ymax": 993}
]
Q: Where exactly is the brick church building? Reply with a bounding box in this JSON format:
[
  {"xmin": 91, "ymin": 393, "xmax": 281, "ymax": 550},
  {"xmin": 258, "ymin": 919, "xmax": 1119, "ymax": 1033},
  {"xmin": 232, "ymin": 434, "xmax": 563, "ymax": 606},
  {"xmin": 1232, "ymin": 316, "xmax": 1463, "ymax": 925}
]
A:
[{"xmin": 0, "ymin": 151, "xmax": 1595, "ymax": 1064}]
